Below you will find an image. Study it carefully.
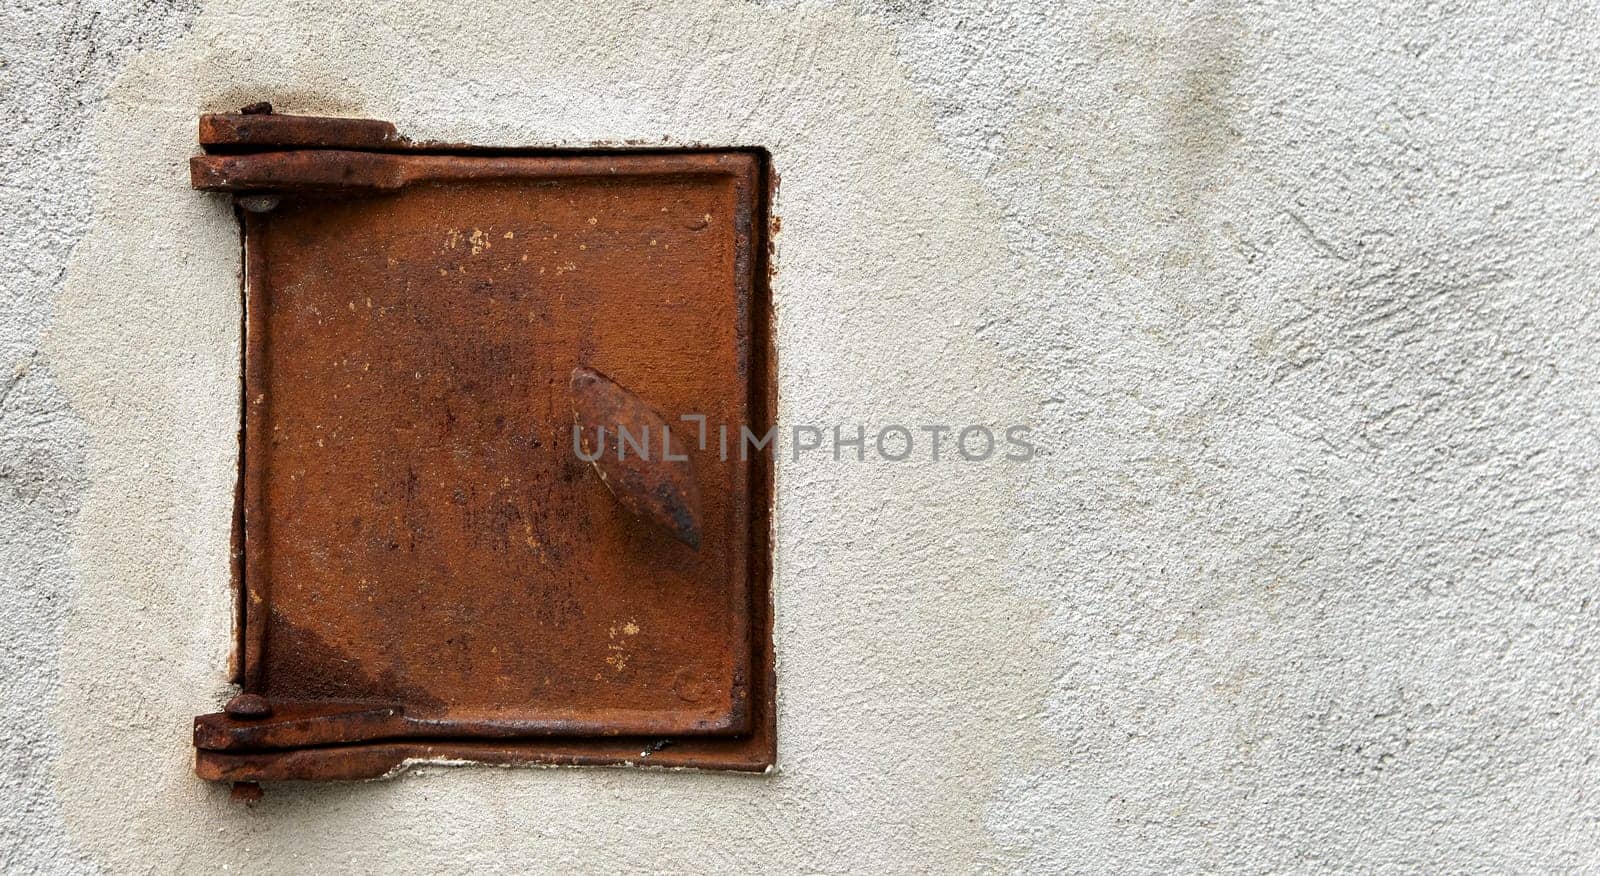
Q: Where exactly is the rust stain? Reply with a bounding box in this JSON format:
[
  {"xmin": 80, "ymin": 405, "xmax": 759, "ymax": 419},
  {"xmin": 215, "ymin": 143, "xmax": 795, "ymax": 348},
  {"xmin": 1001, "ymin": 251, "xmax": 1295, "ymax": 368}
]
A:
[{"xmin": 264, "ymin": 610, "xmax": 448, "ymax": 713}]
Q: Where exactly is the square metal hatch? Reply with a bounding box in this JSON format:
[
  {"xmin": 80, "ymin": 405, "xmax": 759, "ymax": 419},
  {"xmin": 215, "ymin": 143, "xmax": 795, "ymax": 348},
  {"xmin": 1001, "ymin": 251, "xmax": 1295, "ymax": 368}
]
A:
[{"xmin": 189, "ymin": 111, "xmax": 774, "ymax": 781}]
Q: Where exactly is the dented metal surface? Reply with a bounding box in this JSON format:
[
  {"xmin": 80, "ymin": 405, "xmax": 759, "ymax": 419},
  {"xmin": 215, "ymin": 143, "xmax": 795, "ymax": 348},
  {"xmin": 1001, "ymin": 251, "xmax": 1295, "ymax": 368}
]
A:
[
  {"xmin": 189, "ymin": 111, "xmax": 775, "ymax": 782},
  {"xmin": 571, "ymin": 366, "xmax": 704, "ymax": 549}
]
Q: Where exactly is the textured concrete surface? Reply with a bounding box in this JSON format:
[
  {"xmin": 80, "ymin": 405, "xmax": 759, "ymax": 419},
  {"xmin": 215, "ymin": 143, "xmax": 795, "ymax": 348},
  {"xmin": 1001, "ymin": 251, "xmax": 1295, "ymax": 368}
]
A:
[
  {"xmin": 1, "ymin": 3, "xmax": 199, "ymax": 873},
  {"xmin": 3, "ymin": 0, "xmax": 1598, "ymax": 872}
]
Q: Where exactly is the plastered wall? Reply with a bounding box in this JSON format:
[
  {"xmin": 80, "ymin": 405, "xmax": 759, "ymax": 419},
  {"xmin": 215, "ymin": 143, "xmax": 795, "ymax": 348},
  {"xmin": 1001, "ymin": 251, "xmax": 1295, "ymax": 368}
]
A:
[{"xmin": 3, "ymin": 1, "xmax": 1598, "ymax": 872}]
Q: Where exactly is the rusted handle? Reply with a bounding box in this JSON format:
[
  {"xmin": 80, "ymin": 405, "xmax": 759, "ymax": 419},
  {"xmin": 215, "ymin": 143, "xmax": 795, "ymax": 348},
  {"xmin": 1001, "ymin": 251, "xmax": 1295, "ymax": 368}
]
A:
[{"xmin": 570, "ymin": 366, "xmax": 703, "ymax": 550}]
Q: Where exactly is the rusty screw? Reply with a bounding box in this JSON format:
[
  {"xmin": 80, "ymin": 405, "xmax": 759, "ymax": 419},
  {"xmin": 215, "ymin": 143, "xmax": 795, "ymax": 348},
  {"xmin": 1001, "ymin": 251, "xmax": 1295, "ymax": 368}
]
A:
[
  {"xmin": 225, "ymin": 692, "xmax": 272, "ymax": 720},
  {"xmin": 230, "ymin": 781, "xmax": 264, "ymax": 804},
  {"xmin": 236, "ymin": 194, "xmax": 280, "ymax": 214}
]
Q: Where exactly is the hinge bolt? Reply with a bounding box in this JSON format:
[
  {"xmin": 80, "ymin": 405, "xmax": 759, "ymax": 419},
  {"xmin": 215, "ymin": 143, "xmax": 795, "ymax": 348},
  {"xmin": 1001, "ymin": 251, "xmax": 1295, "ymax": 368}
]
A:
[
  {"xmin": 236, "ymin": 194, "xmax": 280, "ymax": 214},
  {"xmin": 230, "ymin": 781, "xmax": 264, "ymax": 804},
  {"xmin": 225, "ymin": 692, "xmax": 272, "ymax": 720}
]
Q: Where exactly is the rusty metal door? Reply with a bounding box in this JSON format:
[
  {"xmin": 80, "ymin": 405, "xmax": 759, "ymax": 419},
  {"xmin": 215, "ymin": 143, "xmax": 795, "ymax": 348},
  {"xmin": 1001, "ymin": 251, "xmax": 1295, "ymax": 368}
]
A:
[{"xmin": 189, "ymin": 110, "xmax": 774, "ymax": 784}]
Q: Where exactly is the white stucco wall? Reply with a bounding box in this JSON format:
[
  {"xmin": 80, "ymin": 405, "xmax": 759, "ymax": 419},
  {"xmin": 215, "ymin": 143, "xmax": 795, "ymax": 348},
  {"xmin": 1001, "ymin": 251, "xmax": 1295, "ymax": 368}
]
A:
[{"xmin": 3, "ymin": 1, "xmax": 1598, "ymax": 872}]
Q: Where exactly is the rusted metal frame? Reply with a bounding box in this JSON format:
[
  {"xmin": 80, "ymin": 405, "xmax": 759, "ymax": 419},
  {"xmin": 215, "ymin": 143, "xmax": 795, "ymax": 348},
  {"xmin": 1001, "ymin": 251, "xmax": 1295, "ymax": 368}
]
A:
[
  {"xmin": 240, "ymin": 209, "xmax": 270, "ymax": 692},
  {"xmin": 724, "ymin": 155, "xmax": 758, "ymax": 733},
  {"xmin": 191, "ymin": 150, "xmax": 756, "ymax": 194},
  {"xmin": 745, "ymin": 151, "xmax": 779, "ymax": 769},
  {"xmin": 195, "ymin": 701, "xmax": 743, "ymax": 753}
]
